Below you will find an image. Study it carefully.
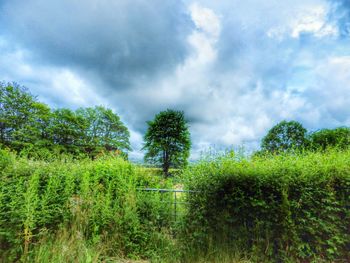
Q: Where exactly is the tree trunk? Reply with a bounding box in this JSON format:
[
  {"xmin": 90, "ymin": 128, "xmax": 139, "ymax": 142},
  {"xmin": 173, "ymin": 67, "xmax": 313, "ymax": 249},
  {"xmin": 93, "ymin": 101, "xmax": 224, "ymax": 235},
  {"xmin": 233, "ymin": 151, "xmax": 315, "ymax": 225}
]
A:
[{"xmin": 163, "ymin": 150, "xmax": 170, "ymax": 176}]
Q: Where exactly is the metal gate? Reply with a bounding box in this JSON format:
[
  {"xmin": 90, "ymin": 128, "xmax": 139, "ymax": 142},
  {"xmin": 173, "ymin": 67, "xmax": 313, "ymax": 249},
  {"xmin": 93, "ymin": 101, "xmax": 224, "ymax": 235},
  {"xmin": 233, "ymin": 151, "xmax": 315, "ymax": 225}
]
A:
[{"xmin": 137, "ymin": 188, "xmax": 198, "ymax": 222}]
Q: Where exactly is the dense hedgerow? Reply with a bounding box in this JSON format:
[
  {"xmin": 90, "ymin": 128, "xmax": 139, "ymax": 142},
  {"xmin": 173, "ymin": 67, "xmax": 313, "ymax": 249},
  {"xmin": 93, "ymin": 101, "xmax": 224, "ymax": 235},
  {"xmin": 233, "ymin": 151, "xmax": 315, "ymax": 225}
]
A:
[
  {"xmin": 0, "ymin": 149, "xmax": 175, "ymax": 262},
  {"xmin": 182, "ymin": 150, "xmax": 350, "ymax": 262},
  {"xmin": 2, "ymin": 148, "xmax": 350, "ymax": 262}
]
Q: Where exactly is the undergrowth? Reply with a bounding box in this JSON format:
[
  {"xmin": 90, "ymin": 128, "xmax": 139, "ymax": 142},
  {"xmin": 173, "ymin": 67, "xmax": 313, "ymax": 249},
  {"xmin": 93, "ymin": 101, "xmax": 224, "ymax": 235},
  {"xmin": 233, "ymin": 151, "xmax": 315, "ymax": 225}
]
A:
[
  {"xmin": 0, "ymin": 149, "xmax": 177, "ymax": 262},
  {"xmin": 1, "ymin": 148, "xmax": 350, "ymax": 262}
]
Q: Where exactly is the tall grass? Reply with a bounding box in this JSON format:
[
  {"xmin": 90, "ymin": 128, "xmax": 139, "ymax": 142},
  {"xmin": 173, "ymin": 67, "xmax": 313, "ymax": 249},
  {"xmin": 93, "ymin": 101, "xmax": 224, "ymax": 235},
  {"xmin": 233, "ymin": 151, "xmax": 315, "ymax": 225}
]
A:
[{"xmin": 0, "ymin": 149, "xmax": 176, "ymax": 262}]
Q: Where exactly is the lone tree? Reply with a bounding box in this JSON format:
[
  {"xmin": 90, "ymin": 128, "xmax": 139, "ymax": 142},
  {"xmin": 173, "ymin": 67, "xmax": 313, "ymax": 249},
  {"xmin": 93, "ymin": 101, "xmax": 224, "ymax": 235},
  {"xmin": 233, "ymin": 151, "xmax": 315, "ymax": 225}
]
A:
[
  {"xmin": 261, "ymin": 120, "xmax": 307, "ymax": 153},
  {"xmin": 143, "ymin": 109, "xmax": 191, "ymax": 176}
]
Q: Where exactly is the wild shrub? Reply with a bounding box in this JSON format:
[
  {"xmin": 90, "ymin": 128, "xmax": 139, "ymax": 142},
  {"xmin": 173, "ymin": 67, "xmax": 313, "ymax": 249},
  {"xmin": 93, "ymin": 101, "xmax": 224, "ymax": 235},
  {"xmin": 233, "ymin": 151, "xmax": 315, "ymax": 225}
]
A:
[
  {"xmin": 0, "ymin": 150, "xmax": 175, "ymax": 262},
  {"xmin": 182, "ymin": 150, "xmax": 350, "ymax": 262}
]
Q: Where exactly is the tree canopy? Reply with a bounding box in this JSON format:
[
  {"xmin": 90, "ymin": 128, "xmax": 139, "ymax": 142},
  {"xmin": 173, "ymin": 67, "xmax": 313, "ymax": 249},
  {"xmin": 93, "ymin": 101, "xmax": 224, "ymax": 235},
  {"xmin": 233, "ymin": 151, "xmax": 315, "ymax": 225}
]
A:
[
  {"xmin": 0, "ymin": 82, "xmax": 130, "ymax": 158},
  {"xmin": 309, "ymin": 127, "xmax": 350, "ymax": 150},
  {"xmin": 261, "ymin": 120, "xmax": 307, "ymax": 153},
  {"xmin": 76, "ymin": 106, "xmax": 131, "ymax": 156},
  {"xmin": 143, "ymin": 109, "xmax": 191, "ymax": 175}
]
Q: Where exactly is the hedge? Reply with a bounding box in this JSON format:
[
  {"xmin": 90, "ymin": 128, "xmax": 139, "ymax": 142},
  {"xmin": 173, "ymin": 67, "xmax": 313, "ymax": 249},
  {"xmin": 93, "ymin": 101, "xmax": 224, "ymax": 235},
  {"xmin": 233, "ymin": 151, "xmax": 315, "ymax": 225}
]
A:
[{"xmin": 183, "ymin": 150, "xmax": 350, "ymax": 262}]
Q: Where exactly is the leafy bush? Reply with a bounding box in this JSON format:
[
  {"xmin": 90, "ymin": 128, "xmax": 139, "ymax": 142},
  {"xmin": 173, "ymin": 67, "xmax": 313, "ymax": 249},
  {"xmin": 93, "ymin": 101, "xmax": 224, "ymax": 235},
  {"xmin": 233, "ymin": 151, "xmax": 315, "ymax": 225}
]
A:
[
  {"xmin": 2, "ymin": 147, "xmax": 350, "ymax": 262},
  {"xmin": 0, "ymin": 149, "xmax": 175, "ymax": 262},
  {"xmin": 182, "ymin": 150, "xmax": 350, "ymax": 262}
]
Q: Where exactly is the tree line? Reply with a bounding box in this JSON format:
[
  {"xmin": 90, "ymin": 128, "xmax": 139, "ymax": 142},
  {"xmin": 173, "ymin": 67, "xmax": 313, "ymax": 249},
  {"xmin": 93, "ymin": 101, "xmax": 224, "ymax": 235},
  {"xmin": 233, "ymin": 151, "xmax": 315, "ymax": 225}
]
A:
[
  {"xmin": 0, "ymin": 82, "xmax": 191, "ymax": 175},
  {"xmin": 1, "ymin": 81, "xmax": 349, "ymax": 173},
  {"xmin": 259, "ymin": 120, "xmax": 350, "ymax": 154},
  {"xmin": 0, "ymin": 82, "xmax": 130, "ymax": 158}
]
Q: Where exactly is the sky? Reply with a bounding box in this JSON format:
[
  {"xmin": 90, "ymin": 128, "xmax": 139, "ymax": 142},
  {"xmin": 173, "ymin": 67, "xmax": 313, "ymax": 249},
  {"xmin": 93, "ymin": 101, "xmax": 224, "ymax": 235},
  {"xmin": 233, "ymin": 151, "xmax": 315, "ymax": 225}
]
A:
[{"xmin": 1, "ymin": 0, "xmax": 350, "ymax": 161}]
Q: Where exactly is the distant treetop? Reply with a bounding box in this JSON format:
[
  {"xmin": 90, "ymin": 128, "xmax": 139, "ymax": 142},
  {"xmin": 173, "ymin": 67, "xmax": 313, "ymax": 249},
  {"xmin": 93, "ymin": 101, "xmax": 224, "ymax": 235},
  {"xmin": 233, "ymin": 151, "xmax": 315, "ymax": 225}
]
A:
[{"xmin": 261, "ymin": 120, "xmax": 307, "ymax": 153}]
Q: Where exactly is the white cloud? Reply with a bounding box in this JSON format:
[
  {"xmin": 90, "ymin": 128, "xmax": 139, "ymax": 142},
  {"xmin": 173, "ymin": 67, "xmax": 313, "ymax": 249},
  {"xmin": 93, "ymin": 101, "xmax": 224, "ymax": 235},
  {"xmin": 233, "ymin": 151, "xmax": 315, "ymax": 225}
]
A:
[
  {"xmin": 267, "ymin": 3, "xmax": 338, "ymax": 39},
  {"xmin": 291, "ymin": 6, "xmax": 338, "ymax": 38},
  {"xmin": 305, "ymin": 56, "xmax": 350, "ymax": 126},
  {"xmin": 128, "ymin": 129, "xmax": 144, "ymax": 162},
  {"xmin": 186, "ymin": 3, "xmax": 221, "ymax": 65},
  {"xmin": 189, "ymin": 3, "xmax": 221, "ymax": 38}
]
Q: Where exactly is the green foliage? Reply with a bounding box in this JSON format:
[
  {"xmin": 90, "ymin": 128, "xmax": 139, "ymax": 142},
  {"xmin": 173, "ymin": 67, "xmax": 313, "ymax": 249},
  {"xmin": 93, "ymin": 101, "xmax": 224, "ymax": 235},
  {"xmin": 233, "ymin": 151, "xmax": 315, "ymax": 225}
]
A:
[
  {"xmin": 0, "ymin": 82, "xmax": 51, "ymax": 151},
  {"xmin": 48, "ymin": 108, "xmax": 87, "ymax": 155},
  {"xmin": 143, "ymin": 109, "xmax": 191, "ymax": 176},
  {"xmin": 0, "ymin": 149, "xmax": 176, "ymax": 262},
  {"xmin": 0, "ymin": 148, "xmax": 14, "ymax": 170},
  {"xmin": 182, "ymin": 150, "xmax": 350, "ymax": 262},
  {"xmin": 0, "ymin": 82, "xmax": 130, "ymax": 158},
  {"xmin": 261, "ymin": 120, "xmax": 307, "ymax": 153},
  {"xmin": 309, "ymin": 127, "xmax": 350, "ymax": 150},
  {"xmin": 2, "ymin": 147, "xmax": 350, "ymax": 262},
  {"xmin": 76, "ymin": 106, "xmax": 131, "ymax": 157}
]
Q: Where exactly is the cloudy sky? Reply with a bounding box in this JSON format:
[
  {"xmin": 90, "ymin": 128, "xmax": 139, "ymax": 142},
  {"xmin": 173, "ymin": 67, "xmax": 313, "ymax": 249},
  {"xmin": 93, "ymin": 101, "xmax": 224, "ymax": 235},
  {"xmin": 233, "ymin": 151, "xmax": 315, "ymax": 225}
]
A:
[{"xmin": 1, "ymin": 0, "xmax": 350, "ymax": 160}]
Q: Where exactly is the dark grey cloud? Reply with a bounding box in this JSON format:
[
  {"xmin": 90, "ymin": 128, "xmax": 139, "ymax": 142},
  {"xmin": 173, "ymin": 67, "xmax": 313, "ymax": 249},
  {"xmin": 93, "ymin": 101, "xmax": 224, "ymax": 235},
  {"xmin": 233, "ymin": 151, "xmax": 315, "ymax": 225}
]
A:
[{"xmin": 0, "ymin": 0, "xmax": 192, "ymax": 90}]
